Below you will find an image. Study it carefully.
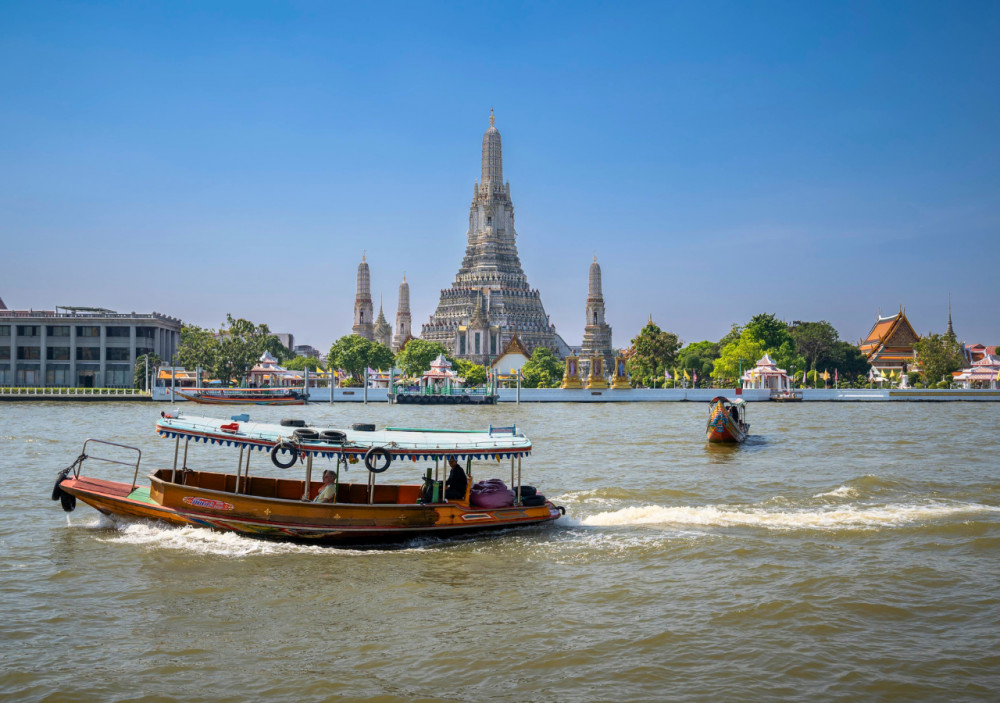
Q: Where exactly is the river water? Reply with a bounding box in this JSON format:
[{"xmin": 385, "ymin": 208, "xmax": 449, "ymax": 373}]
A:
[{"xmin": 1, "ymin": 401, "xmax": 998, "ymax": 701}]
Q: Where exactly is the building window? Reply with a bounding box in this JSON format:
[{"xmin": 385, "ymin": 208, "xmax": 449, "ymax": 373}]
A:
[
  {"xmin": 76, "ymin": 347, "xmax": 101, "ymax": 361},
  {"xmin": 105, "ymin": 366, "xmax": 131, "ymax": 387},
  {"xmin": 460, "ymin": 336, "xmax": 466, "ymax": 355},
  {"xmin": 491, "ymin": 334, "xmax": 496, "ymax": 355},
  {"xmin": 17, "ymin": 325, "xmax": 40, "ymax": 336},
  {"xmin": 47, "ymin": 325, "xmax": 70, "ymax": 336},
  {"xmin": 47, "ymin": 347, "xmax": 70, "ymax": 361},
  {"xmin": 106, "ymin": 347, "xmax": 130, "ymax": 361},
  {"xmin": 76, "ymin": 326, "xmax": 100, "ymax": 337},
  {"xmin": 136, "ymin": 327, "xmax": 156, "ymax": 339},
  {"xmin": 46, "ymin": 366, "xmax": 71, "ymax": 386},
  {"xmin": 0, "ymin": 325, "xmax": 9, "ymax": 336},
  {"xmin": 16, "ymin": 367, "xmax": 41, "ymax": 386},
  {"xmin": 106, "ymin": 326, "xmax": 130, "ymax": 337},
  {"xmin": 17, "ymin": 346, "xmax": 41, "ymax": 360},
  {"xmin": 475, "ymin": 333, "xmax": 481, "ymax": 355},
  {"xmin": 0, "ymin": 347, "xmax": 10, "ymax": 360}
]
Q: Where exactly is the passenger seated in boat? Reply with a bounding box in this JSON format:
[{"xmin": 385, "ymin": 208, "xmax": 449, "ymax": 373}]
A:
[
  {"xmin": 445, "ymin": 458, "xmax": 468, "ymax": 501},
  {"xmin": 313, "ymin": 470, "xmax": 337, "ymax": 503}
]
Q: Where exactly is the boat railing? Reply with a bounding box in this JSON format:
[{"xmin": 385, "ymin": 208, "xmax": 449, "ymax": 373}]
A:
[
  {"xmin": 74, "ymin": 439, "xmax": 143, "ymax": 492},
  {"xmin": 0, "ymin": 386, "xmax": 150, "ymax": 397}
]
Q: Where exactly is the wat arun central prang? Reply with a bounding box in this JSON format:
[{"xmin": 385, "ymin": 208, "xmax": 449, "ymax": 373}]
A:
[{"xmin": 421, "ymin": 110, "xmax": 570, "ymax": 364}]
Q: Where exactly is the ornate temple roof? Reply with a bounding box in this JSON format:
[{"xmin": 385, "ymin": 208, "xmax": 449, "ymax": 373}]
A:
[{"xmin": 860, "ymin": 308, "xmax": 919, "ymax": 361}]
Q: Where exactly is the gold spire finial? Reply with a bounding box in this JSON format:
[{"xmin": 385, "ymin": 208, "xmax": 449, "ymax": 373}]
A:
[
  {"xmin": 490, "ymin": 107, "xmax": 495, "ymax": 127},
  {"xmin": 362, "ymin": 249, "xmax": 366, "ymax": 263},
  {"xmin": 402, "ymin": 271, "xmax": 406, "ymax": 282},
  {"xmin": 593, "ymin": 251, "xmax": 597, "ymax": 263}
]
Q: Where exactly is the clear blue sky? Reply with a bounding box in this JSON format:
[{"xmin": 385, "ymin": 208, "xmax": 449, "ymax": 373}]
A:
[{"xmin": 2, "ymin": 1, "xmax": 998, "ymax": 351}]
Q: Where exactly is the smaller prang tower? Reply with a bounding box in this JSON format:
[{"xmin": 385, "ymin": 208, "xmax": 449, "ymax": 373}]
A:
[
  {"xmin": 392, "ymin": 274, "xmax": 412, "ymax": 352},
  {"xmin": 352, "ymin": 253, "xmax": 374, "ymax": 340},
  {"xmin": 579, "ymin": 255, "xmax": 614, "ymax": 374},
  {"xmin": 374, "ymin": 296, "xmax": 392, "ymax": 349}
]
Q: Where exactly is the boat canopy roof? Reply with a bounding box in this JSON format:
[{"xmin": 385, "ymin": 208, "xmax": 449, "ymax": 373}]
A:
[
  {"xmin": 710, "ymin": 396, "xmax": 746, "ymax": 407},
  {"xmin": 156, "ymin": 413, "xmax": 531, "ymax": 461}
]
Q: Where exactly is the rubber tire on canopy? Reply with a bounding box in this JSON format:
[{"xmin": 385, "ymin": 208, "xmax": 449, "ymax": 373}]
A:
[
  {"xmin": 364, "ymin": 446, "xmax": 392, "ymax": 474},
  {"xmin": 351, "ymin": 423, "xmax": 376, "ymax": 432},
  {"xmin": 319, "ymin": 430, "xmax": 346, "ymax": 443},
  {"xmin": 270, "ymin": 441, "xmax": 298, "ymax": 469},
  {"xmin": 280, "ymin": 419, "xmax": 306, "ymax": 427},
  {"xmin": 293, "ymin": 428, "xmax": 319, "ymax": 441}
]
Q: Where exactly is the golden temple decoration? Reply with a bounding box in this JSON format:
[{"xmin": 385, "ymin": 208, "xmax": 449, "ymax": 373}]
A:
[{"xmin": 561, "ymin": 355, "xmax": 583, "ymax": 389}]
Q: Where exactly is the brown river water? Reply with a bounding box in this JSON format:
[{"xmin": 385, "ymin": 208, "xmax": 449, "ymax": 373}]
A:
[{"xmin": 1, "ymin": 401, "xmax": 998, "ymax": 702}]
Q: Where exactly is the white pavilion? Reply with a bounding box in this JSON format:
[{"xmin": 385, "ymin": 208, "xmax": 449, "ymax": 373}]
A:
[
  {"xmin": 954, "ymin": 355, "xmax": 1000, "ymax": 389},
  {"xmin": 741, "ymin": 354, "xmax": 792, "ymax": 392}
]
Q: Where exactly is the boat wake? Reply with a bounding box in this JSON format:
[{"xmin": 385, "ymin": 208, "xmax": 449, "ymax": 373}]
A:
[
  {"xmin": 579, "ymin": 501, "xmax": 1000, "ymax": 531},
  {"xmin": 88, "ymin": 519, "xmax": 416, "ymax": 557}
]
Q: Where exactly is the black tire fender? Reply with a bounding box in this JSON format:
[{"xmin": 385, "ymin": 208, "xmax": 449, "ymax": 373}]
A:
[
  {"xmin": 270, "ymin": 440, "xmax": 298, "ymax": 469},
  {"xmin": 364, "ymin": 446, "xmax": 392, "ymax": 474},
  {"xmin": 60, "ymin": 491, "xmax": 76, "ymax": 512}
]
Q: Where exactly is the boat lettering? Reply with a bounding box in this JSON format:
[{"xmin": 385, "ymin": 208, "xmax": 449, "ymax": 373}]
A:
[{"xmin": 182, "ymin": 496, "xmax": 235, "ymax": 511}]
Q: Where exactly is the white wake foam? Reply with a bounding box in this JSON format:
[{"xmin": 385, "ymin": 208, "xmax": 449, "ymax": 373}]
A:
[
  {"xmin": 813, "ymin": 485, "xmax": 859, "ymax": 499},
  {"xmin": 95, "ymin": 521, "xmax": 412, "ymax": 557},
  {"xmin": 581, "ymin": 502, "xmax": 1000, "ymax": 530}
]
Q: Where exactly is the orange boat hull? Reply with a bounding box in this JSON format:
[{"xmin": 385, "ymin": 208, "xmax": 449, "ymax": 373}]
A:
[
  {"xmin": 60, "ymin": 473, "xmax": 561, "ymax": 545},
  {"xmin": 706, "ymin": 403, "xmax": 748, "ymax": 443}
]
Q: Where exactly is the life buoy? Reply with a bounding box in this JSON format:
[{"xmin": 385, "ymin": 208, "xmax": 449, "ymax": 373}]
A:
[
  {"xmin": 364, "ymin": 446, "xmax": 392, "ymax": 473},
  {"xmin": 270, "ymin": 440, "xmax": 298, "ymax": 469}
]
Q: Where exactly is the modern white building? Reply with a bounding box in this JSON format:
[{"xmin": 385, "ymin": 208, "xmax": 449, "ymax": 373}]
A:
[{"xmin": 0, "ymin": 303, "xmax": 181, "ymax": 387}]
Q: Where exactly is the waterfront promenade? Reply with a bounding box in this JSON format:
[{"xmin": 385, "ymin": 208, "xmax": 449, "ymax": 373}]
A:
[{"xmin": 144, "ymin": 386, "xmax": 1000, "ymax": 403}]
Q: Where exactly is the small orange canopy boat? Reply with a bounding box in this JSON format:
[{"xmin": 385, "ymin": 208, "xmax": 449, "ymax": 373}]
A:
[
  {"xmin": 51, "ymin": 413, "xmax": 564, "ymax": 546},
  {"xmin": 706, "ymin": 396, "xmax": 749, "ymax": 443}
]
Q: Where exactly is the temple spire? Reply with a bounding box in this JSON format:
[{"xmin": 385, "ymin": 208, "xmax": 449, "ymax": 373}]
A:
[
  {"xmin": 352, "ymin": 253, "xmax": 374, "ymax": 339},
  {"xmin": 946, "ymin": 293, "xmax": 955, "ymax": 339},
  {"xmin": 481, "ymin": 109, "xmax": 503, "ymax": 185}
]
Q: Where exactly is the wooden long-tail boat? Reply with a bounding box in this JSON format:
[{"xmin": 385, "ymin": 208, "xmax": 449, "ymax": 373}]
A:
[
  {"xmin": 706, "ymin": 396, "xmax": 749, "ymax": 443},
  {"xmin": 51, "ymin": 413, "xmax": 563, "ymax": 545},
  {"xmin": 175, "ymin": 387, "xmax": 308, "ymax": 405}
]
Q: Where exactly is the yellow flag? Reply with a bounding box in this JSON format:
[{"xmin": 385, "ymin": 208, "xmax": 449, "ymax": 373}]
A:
[
  {"xmin": 683, "ymin": 369, "xmax": 691, "ymax": 381},
  {"xmin": 821, "ymin": 370, "xmax": 830, "ymax": 381}
]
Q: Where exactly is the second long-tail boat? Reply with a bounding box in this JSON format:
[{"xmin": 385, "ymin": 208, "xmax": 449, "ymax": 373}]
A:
[
  {"xmin": 175, "ymin": 387, "xmax": 308, "ymax": 405},
  {"xmin": 706, "ymin": 396, "xmax": 749, "ymax": 443}
]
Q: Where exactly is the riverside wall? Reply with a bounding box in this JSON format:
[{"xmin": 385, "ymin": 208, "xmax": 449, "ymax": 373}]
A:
[{"xmin": 149, "ymin": 387, "xmax": 1000, "ymax": 403}]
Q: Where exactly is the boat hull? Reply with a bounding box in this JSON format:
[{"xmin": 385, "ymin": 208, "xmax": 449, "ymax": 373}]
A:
[
  {"xmin": 176, "ymin": 391, "xmax": 306, "ymax": 406},
  {"xmin": 60, "ymin": 475, "xmax": 561, "ymax": 545},
  {"xmin": 706, "ymin": 403, "xmax": 749, "ymax": 443}
]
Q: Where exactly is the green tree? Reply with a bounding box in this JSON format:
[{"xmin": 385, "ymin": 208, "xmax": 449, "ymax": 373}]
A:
[
  {"xmin": 521, "ymin": 347, "xmax": 564, "ymax": 388},
  {"xmin": 712, "ymin": 330, "xmax": 766, "ymax": 384},
  {"xmin": 262, "ymin": 336, "xmax": 294, "ymax": 363},
  {"xmin": 825, "ymin": 341, "xmax": 870, "ymax": 379},
  {"xmin": 745, "ymin": 313, "xmax": 794, "ymax": 352},
  {"xmin": 676, "ymin": 341, "xmax": 720, "ymax": 387},
  {"xmin": 394, "ymin": 339, "xmax": 453, "ymax": 377},
  {"xmin": 914, "ymin": 332, "xmax": 964, "ymax": 385},
  {"xmin": 717, "ymin": 324, "xmax": 743, "ymax": 350},
  {"xmin": 626, "ymin": 321, "xmax": 681, "ymax": 386},
  {"xmin": 455, "ymin": 359, "xmax": 488, "ymax": 386},
  {"xmin": 285, "ymin": 355, "xmax": 324, "ymax": 372},
  {"xmin": 214, "ymin": 315, "xmax": 274, "ymax": 385},
  {"xmin": 133, "ymin": 353, "xmax": 161, "ymax": 390},
  {"xmin": 175, "ymin": 324, "xmax": 219, "ymax": 372},
  {"xmin": 789, "ymin": 320, "xmax": 839, "ymax": 371},
  {"xmin": 329, "ymin": 335, "xmax": 395, "ymax": 382}
]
